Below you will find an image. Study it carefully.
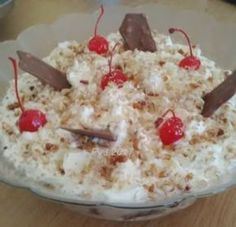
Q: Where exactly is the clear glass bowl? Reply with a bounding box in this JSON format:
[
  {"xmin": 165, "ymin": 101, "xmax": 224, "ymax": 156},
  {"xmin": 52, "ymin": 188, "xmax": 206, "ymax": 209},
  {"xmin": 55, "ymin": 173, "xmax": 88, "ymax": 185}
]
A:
[{"xmin": 0, "ymin": 3, "xmax": 236, "ymax": 221}]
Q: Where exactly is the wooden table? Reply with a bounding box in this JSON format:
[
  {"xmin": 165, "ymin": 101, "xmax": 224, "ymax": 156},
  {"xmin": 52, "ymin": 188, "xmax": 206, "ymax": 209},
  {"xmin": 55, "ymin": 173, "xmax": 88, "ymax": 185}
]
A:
[{"xmin": 0, "ymin": 1, "xmax": 236, "ymax": 226}]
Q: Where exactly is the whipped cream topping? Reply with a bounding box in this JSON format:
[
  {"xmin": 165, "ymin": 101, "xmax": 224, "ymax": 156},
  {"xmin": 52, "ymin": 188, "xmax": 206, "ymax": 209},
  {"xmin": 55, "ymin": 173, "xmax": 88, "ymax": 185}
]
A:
[{"xmin": 1, "ymin": 31, "xmax": 236, "ymax": 203}]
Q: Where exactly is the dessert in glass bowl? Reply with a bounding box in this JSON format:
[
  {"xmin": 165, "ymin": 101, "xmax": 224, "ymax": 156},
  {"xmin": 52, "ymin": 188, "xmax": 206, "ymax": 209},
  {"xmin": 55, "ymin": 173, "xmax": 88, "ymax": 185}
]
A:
[{"xmin": 0, "ymin": 5, "xmax": 236, "ymax": 221}]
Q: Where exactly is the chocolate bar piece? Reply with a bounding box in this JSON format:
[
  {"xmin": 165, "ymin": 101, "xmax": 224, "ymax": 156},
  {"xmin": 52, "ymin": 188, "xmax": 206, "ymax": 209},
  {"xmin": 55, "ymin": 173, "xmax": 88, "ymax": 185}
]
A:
[
  {"xmin": 61, "ymin": 127, "xmax": 117, "ymax": 142},
  {"xmin": 17, "ymin": 51, "xmax": 71, "ymax": 90},
  {"xmin": 202, "ymin": 71, "xmax": 236, "ymax": 117},
  {"xmin": 119, "ymin": 14, "xmax": 157, "ymax": 52}
]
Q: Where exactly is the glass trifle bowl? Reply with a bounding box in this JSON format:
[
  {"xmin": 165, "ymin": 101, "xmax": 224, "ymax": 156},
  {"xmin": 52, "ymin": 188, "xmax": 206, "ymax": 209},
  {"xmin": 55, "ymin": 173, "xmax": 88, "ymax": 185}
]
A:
[{"xmin": 0, "ymin": 3, "xmax": 236, "ymax": 221}]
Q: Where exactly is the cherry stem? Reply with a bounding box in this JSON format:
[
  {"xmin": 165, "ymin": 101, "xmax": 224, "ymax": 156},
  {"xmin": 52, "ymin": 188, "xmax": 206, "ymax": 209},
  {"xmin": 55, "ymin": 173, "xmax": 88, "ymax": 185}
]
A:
[
  {"xmin": 169, "ymin": 28, "xmax": 193, "ymax": 57},
  {"xmin": 94, "ymin": 4, "xmax": 104, "ymax": 37},
  {"xmin": 155, "ymin": 109, "xmax": 175, "ymax": 128},
  {"xmin": 8, "ymin": 57, "xmax": 25, "ymax": 113},
  {"xmin": 108, "ymin": 42, "xmax": 120, "ymax": 74},
  {"xmin": 161, "ymin": 109, "xmax": 176, "ymax": 119}
]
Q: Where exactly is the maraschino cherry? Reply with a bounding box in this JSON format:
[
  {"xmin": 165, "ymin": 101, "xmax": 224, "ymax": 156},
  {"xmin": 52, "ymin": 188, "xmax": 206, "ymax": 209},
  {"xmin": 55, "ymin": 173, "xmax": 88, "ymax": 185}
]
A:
[
  {"xmin": 88, "ymin": 5, "xmax": 109, "ymax": 55},
  {"xmin": 9, "ymin": 57, "xmax": 47, "ymax": 133},
  {"xmin": 100, "ymin": 43, "xmax": 128, "ymax": 90},
  {"xmin": 169, "ymin": 28, "xmax": 201, "ymax": 70},
  {"xmin": 155, "ymin": 109, "xmax": 184, "ymax": 145}
]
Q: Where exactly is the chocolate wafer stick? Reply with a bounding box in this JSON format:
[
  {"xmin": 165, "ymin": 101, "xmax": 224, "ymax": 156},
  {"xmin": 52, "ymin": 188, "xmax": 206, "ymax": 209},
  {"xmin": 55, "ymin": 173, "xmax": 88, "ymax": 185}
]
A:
[
  {"xmin": 61, "ymin": 127, "xmax": 117, "ymax": 142},
  {"xmin": 119, "ymin": 14, "xmax": 157, "ymax": 52},
  {"xmin": 202, "ymin": 71, "xmax": 236, "ymax": 117},
  {"xmin": 17, "ymin": 51, "xmax": 71, "ymax": 90}
]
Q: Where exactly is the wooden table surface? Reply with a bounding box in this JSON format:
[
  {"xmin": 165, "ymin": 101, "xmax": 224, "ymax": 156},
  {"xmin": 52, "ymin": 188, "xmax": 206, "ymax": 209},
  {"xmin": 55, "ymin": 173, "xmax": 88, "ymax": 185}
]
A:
[{"xmin": 1, "ymin": 1, "xmax": 236, "ymax": 226}]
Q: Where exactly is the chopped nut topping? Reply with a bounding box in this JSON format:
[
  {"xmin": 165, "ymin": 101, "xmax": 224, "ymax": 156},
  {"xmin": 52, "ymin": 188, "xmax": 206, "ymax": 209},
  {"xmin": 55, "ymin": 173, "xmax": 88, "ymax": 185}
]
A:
[
  {"xmin": 130, "ymin": 150, "xmax": 143, "ymax": 161},
  {"xmin": 132, "ymin": 135, "xmax": 139, "ymax": 150},
  {"xmin": 100, "ymin": 166, "xmax": 113, "ymax": 179},
  {"xmin": 7, "ymin": 102, "xmax": 20, "ymax": 110},
  {"xmin": 2, "ymin": 122, "xmax": 14, "ymax": 135},
  {"xmin": 147, "ymin": 92, "xmax": 159, "ymax": 97},
  {"xmin": 109, "ymin": 153, "xmax": 128, "ymax": 165},
  {"xmin": 217, "ymin": 128, "xmax": 224, "ymax": 137},
  {"xmin": 76, "ymin": 136, "xmax": 95, "ymax": 151},
  {"xmin": 159, "ymin": 61, "xmax": 166, "ymax": 66},
  {"xmin": 207, "ymin": 77, "xmax": 214, "ymax": 82},
  {"xmin": 162, "ymin": 154, "xmax": 171, "ymax": 160},
  {"xmin": 184, "ymin": 185, "xmax": 191, "ymax": 191},
  {"xmin": 129, "ymin": 74, "xmax": 142, "ymax": 87},
  {"xmin": 185, "ymin": 173, "xmax": 193, "ymax": 180},
  {"xmin": 159, "ymin": 170, "xmax": 168, "ymax": 178},
  {"xmin": 45, "ymin": 143, "xmax": 59, "ymax": 153},
  {"xmin": 144, "ymin": 164, "xmax": 158, "ymax": 177},
  {"xmin": 162, "ymin": 74, "xmax": 169, "ymax": 82},
  {"xmin": 189, "ymin": 83, "xmax": 200, "ymax": 89},
  {"xmin": 58, "ymin": 167, "xmax": 65, "ymax": 175},
  {"xmin": 133, "ymin": 101, "xmax": 146, "ymax": 110},
  {"xmin": 60, "ymin": 137, "xmax": 66, "ymax": 143},
  {"xmin": 29, "ymin": 86, "xmax": 35, "ymax": 91},
  {"xmin": 144, "ymin": 184, "xmax": 155, "ymax": 193},
  {"xmin": 147, "ymin": 102, "xmax": 156, "ymax": 112},
  {"xmin": 178, "ymin": 49, "xmax": 185, "ymax": 56}
]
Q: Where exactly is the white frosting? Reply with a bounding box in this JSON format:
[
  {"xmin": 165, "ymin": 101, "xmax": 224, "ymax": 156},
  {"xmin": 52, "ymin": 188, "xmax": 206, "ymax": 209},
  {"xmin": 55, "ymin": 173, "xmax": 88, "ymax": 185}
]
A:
[
  {"xmin": 67, "ymin": 60, "xmax": 93, "ymax": 87},
  {"xmin": 143, "ymin": 70, "xmax": 163, "ymax": 93},
  {"xmin": 185, "ymin": 120, "xmax": 206, "ymax": 140},
  {"xmin": 112, "ymin": 160, "xmax": 141, "ymax": 182},
  {"xmin": 114, "ymin": 120, "xmax": 128, "ymax": 146},
  {"xmin": 63, "ymin": 152, "xmax": 91, "ymax": 175},
  {"xmin": 79, "ymin": 105, "xmax": 94, "ymax": 125},
  {"xmin": 58, "ymin": 41, "xmax": 72, "ymax": 49}
]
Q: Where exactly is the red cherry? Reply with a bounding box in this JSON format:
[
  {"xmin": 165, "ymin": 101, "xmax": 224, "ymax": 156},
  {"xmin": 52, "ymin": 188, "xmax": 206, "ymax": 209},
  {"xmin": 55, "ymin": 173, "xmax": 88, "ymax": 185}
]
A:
[
  {"xmin": 179, "ymin": 56, "xmax": 201, "ymax": 70},
  {"xmin": 88, "ymin": 35, "xmax": 109, "ymax": 55},
  {"xmin": 159, "ymin": 116, "xmax": 184, "ymax": 145},
  {"xmin": 169, "ymin": 28, "xmax": 201, "ymax": 70},
  {"xmin": 88, "ymin": 5, "xmax": 109, "ymax": 55},
  {"xmin": 9, "ymin": 57, "xmax": 47, "ymax": 133},
  {"xmin": 101, "ymin": 43, "xmax": 128, "ymax": 90},
  {"xmin": 155, "ymin": 109, "xmax": 184, "ymax": 145},
  {"xmin": 101, "ymin": 69, "xmax": 128, "ymax": 90},
  {"xmin": 19, "ymin": 109, "xmax": 47, "ymax": 132}
]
